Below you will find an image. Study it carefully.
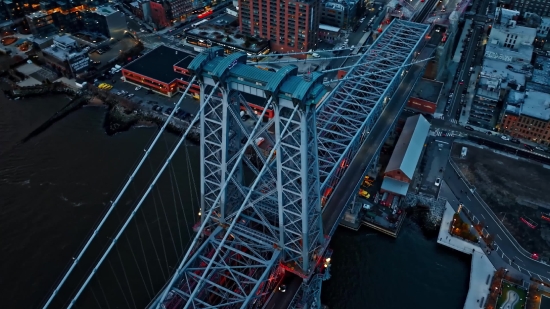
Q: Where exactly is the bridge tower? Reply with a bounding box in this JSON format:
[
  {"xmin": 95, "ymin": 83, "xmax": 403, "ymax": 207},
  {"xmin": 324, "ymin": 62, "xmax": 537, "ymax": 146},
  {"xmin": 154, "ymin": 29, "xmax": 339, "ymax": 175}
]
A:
[{"xmin": 152, "ymin": 47, "xmax": 330, "ymax": 308}]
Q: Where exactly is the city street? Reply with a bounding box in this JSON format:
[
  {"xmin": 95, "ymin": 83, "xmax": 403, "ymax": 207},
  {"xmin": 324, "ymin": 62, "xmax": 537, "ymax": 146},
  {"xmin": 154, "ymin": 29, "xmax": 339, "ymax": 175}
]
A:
[
  {"xmin": 439, "ymin": 159, "xmax": 550, "ymax": 282},
  {"xmin": 448, "ymin": 25, "xmax": 481, "ymax": 120}
]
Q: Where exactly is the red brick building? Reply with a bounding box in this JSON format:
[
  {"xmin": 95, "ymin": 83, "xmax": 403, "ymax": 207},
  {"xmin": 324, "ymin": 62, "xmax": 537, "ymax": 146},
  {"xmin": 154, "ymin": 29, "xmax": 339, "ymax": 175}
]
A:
[
  {"xmin": 501, "ymin": 90, "xmax": 550, "ymax": 145},
  {"xmin": 150, "ymin": 0, "xmax": 170, "ymax": 29},
  {"xmin": 121, "ymin": 45, "xmax": 199, "ymax": 97},
  {"xmin": 238, "ymin": 0, "xmax": 321, "ymax": 54},
  {"xmin": 406, "ymin": 79, "xmax": 443, "ymax": 115},
  {"xmin": 381, "ymin": 115, "xmax": 430, "ymax": 196}
]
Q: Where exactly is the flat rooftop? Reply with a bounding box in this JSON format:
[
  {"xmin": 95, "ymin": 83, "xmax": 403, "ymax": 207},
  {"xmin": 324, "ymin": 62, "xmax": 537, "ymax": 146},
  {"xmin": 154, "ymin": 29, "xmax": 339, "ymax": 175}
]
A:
[
  {"xmin": 185, "ymin": 15, "xmax": 269, "ymax": 53},
  {"xmin": 532, "ymin": 55, "xmax": 550, "ymax": 87},
  {"xmin": 95, "ymin": 5, "xmax": 119, "ymax": 16},
  {"xmin": 521, "ymin": 90, "xmax": 550, "ymax": 121},
  {"xmin": 123, "ymin": 45, "xmax": 194, "ymax": 84},
  {"xmin": 409, "ymin": 78, "xmax": 443, "ymax": 103},
  {"xmin": 484, "ymin": 42, "xmax": 533, "ymax": 63},
  {"xmin": 481, "ymin": 58, "xmax": 527, "ymax": 88}
]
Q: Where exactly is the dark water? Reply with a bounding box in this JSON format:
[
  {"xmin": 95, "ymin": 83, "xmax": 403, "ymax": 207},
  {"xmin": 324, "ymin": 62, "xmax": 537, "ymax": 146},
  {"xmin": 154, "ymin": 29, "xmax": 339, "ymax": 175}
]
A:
[{"xmin": 0, "ymin": 94, "xmax": 470, "ymax": 309}]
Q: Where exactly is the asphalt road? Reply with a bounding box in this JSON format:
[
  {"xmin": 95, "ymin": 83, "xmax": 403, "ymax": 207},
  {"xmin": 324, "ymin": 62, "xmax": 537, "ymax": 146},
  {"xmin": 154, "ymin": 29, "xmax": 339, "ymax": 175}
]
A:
[
  {"xmin": 440, "ymin": 160, "xmax": 550, "ymax": 279},
  {"xmin": 431, "ymin": 119, "xmax": 550, "ymax": 157},
  {"xmin": 448, "ymin": 26, "xmax": 481, "ymax": 119}
]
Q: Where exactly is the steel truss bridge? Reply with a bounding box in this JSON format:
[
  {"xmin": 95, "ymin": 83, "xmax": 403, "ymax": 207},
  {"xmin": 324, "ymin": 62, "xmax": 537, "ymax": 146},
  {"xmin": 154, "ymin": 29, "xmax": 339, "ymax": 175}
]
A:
[{"xmin": 43, "ymin": 19, "xmax": 433, "ymax": 309}]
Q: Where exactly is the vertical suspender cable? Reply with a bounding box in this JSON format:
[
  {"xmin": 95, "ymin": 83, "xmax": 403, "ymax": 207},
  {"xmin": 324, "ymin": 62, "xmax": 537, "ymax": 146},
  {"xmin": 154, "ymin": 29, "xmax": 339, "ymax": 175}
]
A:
[{"xmin": 42, "ymin": 76, "xmax": 197, "ymax": 309}]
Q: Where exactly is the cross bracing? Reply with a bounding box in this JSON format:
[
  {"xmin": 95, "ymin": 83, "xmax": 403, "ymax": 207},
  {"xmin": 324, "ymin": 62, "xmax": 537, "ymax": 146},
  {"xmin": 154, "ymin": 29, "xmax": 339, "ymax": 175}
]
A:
[{"xmin": 316, "ymin": 19, "xmax": 430, "ymax": 203}]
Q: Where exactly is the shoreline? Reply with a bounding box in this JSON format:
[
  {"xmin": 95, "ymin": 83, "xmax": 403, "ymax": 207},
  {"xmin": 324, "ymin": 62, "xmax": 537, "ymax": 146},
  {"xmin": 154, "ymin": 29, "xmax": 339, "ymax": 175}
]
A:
[{"xmin": 2, "ymin": 79, "xmax": 201, "ymax": 143}]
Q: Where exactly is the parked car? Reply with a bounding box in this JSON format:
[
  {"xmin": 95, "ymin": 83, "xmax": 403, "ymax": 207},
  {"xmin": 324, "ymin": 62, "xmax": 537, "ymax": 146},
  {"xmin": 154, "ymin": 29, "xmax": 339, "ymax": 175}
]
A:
[
  {"xmin": 510, "ymin": 138, "xmax": 520, "ymax": 144},
  {"xmin": 464, "ymin": 126, "xmax": 474, "ymax": 131},
  {"xmin": 501, "ymin": 135, "xmax": 510, "ymax": 141},
  {"xmin": 435, "ymin": 178, "xmax": 441, "ymax": 187},
  {"xmin": 524, "ymin": 144, "xmax": 534, "ymax": 151}
]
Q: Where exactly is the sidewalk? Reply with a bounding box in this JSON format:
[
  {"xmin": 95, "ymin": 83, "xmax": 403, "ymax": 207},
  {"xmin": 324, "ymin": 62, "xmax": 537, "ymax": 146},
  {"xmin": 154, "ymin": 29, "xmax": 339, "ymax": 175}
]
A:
[{"xmin": 437, "ymin": 203, "xmax": 496, "ymax": 309}]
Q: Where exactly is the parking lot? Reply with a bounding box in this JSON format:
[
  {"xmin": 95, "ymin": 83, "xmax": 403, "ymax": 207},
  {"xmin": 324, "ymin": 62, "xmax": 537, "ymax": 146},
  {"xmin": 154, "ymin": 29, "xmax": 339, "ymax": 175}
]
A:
[
  {"xmin": 87, "ymin": 37, "xmax": 139, "ymax": 68},
  {"xmin": 97, "ymin": 70, "xmax": 200, "ymax": 117},
  {"xmin": 418, "ymin": 135, "xmax": 453, "ymax": 196}
]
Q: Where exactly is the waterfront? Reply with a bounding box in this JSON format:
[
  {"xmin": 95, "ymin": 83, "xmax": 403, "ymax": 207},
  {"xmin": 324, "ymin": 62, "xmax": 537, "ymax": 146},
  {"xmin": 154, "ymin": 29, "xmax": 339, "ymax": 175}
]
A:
[{"xmin": 0, "ymin": 94, "xmax": 470, "ymax": 308}]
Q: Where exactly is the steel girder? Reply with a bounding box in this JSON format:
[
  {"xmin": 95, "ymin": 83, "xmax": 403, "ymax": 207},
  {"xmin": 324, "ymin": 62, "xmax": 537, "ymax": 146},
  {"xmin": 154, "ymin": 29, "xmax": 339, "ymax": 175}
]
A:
[
  {"xmin": 156, "ymin": 83, "xmax": 287, "ymax": 308},
  {"xmin": 274, "ymin": 101, "xmax": 324, "ymax": 275},
  {"xmin": 316, "ymin": 19, "xmax": 430, "ymax": 201}
]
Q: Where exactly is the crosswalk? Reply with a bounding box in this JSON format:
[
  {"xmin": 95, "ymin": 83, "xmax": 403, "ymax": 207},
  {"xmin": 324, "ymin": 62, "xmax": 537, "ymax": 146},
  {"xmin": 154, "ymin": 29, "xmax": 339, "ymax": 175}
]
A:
[
  {"xmin": 433, "ymin": 130, "xmax": 455, "ymax": 137},
  {"xmin": 449, "ymin": 119, "xmax": 458, "ymax": 124}
]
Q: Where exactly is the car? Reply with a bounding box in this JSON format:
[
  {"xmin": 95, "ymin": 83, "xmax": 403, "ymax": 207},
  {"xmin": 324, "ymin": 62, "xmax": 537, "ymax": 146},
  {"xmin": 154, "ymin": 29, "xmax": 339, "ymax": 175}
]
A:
[
  {"xmin": 535, "ymin": 146, "xmax": 544, "ymax": 151},
  {"xmin": 524, "ymin": 144, "xmax": 534, "ymax": 151},
  {"xmin": 501, "ymin": 135, "xmax": 510, "ymax": 141},
  {"xmin": 486, "ymin": 131, "xmax": 492, "ymax": 135},
  {"xmin": 510, "ymin": 138, "xmax": 520, "ymax": 144},
  {"xmin": 464, "ymin": 126, "xmax": 474, "ymax": 131},
  {"xmin": 127, "ymin": 93, "xmax": 135, "ymax": 98},
  {"xmin": 278, "ymin": 284, "xmax": 287, "ymax": 293},
  {"xmin": 135, "ymin": 86, "xmax": 142, "ymax": 91},
  {"xmin": 358, "ymin": 189, "xmax": 370, "ymax": 199},
  {"xmin": 255, "ymin": 137, "xmax": 265, "ymax": 146},
  {"xmin": 532, "ymin": 253, "xmax": 540, "ymax": 260},
  {"xmin": 459, "ymin": 80, "xmax": 464, "ymax": 85},
  {"xmin": 435, "ymin": 178, "xmax": 441, "ymax": 186}
]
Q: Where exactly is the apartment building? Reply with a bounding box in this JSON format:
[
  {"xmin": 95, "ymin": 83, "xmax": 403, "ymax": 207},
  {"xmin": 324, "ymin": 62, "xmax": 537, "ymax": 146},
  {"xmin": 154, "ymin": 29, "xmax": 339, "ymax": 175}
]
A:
[{"xmin": 239, "ymin": 0, "xmax": 321, "ymax": 53}]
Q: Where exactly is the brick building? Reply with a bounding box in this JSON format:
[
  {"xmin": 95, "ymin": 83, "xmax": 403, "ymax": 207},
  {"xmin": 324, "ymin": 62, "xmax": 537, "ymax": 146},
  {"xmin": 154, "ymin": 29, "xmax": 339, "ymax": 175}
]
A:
[
  {"xmin": 406, "ymin": 79, "xmax": 443, "ymax": 115},
  {"xmin": 238, "ymin": 0, "xmax": 321, "ymax": 54},
  {"xmin": 501, "ymin": 90, "xmax": 550, "ymax": 145}
]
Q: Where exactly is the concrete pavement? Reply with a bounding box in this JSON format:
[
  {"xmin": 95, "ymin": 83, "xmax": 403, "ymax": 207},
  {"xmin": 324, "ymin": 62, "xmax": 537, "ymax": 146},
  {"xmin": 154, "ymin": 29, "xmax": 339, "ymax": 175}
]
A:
[{"xmin": 437, "ymin": 203, "xmax": 496, "ymax": 309}]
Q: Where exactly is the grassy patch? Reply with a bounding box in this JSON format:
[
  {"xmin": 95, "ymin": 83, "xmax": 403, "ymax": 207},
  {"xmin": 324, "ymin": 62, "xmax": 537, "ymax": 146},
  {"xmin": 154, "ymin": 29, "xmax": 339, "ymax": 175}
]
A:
[{"xmin": 496, "ymin": 281, "xmax": 527, "ymax": 309}]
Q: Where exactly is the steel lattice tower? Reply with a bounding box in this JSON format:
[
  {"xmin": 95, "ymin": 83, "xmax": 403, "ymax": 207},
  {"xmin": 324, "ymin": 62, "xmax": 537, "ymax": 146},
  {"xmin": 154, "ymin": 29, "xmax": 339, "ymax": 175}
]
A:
[{"xmin": 152, "ymin": 48, "xmax": 328, "ymax": 309}]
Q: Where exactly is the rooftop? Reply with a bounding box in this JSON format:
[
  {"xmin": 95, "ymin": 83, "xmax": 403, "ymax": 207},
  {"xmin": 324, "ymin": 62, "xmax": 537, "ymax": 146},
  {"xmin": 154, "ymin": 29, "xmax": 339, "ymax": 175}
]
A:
[
  {"xmin": 94, "ymin": 5, "xmax": 119, "ymax": 17},
  {"xmin": 26, "ymin": 11, "xmax": 48, "ymax": 19},
  {"xmin": 381, "ymin": 177, "xmax": 409, "ymax": 196},
  {"xmin": 385, "ymin": 114, "xmax": 431, "ymax": 180},
  {"xmin": 532, "ymin": 56, "xmax": 550, "ymax": 87},
  {"xmin": 409, "ymin": 78, "xmax": 443, "ymax": 103},
  {"xmin": 55, "ymin": 35, "xmax": 76, "ymax": 46},
  {"xmin": 484, "ymin": 41, "xmax": 533, "ymax": 63},
  {"xmin": 521, "ymin": 90, "xmax": 550, "ymax": 121},
  {"xmin": 320, "ymin": 24, "xmax": 341, "ymax": 33},
  {"xmin": 123, "ymin": 45, "xmax": 194, "ymax": 84},
  {"xmin": 186, "ymin": 15, "xmax": 269, "ymax": 53},
  {"xmin": 480, "ymin": 58, "xmax": 527, "ymax": 88}
]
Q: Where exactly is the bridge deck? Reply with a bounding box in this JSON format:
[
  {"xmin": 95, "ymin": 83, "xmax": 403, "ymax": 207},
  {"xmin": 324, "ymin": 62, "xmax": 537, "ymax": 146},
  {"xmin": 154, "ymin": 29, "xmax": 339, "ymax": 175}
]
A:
[
  {"xmin": 266, "ymin": 43, "xmax": 436, "ymax": 309},
  {"xmin": 315, "ymin": 19, "xmax": 430, "ymax": 199}
]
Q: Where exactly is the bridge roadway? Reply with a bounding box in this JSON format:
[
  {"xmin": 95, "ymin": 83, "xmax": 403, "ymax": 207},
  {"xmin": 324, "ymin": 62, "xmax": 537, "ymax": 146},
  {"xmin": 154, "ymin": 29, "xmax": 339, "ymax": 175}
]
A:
[{"xmin": 264, "ymin": 43, "xmax": 436, "ymax": 309}]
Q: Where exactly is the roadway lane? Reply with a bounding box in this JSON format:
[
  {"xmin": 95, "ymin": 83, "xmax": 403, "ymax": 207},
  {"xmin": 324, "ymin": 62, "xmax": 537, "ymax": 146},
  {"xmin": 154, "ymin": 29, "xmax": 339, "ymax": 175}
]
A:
[
  {"xmin": 448, "ymin": 27, "xmax": 481, "ymax": 119},
  {"xmin": 322, "ymin": 46, "xmax": 434, "ymax": 233},
  {"xmin": 262, "ymin": 274, "xmax": 302, "ymax": 309},
  {"xmin": 440, "ymin": 161, "xmax": 550, "ymax": 279},
  {"xmin": 325, "ymin": 10, "xmax": 380, "ymax": 79}
]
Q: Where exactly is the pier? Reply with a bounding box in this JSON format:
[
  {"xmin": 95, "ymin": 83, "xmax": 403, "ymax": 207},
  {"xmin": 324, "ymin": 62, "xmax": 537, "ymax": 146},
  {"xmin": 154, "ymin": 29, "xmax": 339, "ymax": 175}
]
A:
[{"xmin": 438, "ymin": 203, "xmax": 497, "ymax": 309}]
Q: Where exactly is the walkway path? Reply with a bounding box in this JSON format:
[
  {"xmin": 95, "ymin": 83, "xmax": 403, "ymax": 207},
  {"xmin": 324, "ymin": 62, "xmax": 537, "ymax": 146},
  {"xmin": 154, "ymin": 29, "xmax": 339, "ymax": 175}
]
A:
[
  {"xmin": 500, "ymin": 290, "xmax": 520, "ymax": 309},
  {"xmin": 438, "ymin": 203, "xmax": 496, "ymax": 309}
]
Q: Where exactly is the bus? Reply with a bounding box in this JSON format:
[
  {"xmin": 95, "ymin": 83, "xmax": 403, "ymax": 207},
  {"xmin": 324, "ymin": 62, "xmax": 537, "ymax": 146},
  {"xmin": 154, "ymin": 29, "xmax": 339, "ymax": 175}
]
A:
[
  {"xmin": 191, "ymin": 19, "xmax": 209, "ymax": 28},
  {"xmin": 198, "ymin": 10, "xmax": 213, "ymax": 19}
]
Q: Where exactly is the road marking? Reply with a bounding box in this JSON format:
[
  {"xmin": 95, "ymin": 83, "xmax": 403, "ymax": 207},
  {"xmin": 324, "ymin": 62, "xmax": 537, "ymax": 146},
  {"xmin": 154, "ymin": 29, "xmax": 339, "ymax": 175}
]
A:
[
  {"xmin": 497, "ymin": 234, "xmax": 502, "ymax": 240},
  {"xmin": 467, "ymin": 195, "xmax": 471, "ymax": 201},
  {"xmin": 515, "ymin": 256, "xmax": 523, "ymax": 263},
  {"xmin": 480, "ymin": 213, "xmax": 485, "ymax": 219}
]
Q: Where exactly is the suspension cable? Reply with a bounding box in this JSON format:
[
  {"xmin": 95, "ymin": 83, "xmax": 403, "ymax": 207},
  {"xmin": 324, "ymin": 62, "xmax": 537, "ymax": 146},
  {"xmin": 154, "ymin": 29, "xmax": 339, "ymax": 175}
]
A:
[{"xmin": 41, "ymin": 75, "xmax": 198, "ymax": 309}]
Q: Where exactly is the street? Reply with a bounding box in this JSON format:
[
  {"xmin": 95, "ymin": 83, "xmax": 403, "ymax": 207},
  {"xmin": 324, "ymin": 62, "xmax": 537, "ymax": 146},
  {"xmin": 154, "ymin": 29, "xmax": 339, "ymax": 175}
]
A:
[{"xmin": 439, "ymin": 159, "xmax": 550, "ymax": 282}]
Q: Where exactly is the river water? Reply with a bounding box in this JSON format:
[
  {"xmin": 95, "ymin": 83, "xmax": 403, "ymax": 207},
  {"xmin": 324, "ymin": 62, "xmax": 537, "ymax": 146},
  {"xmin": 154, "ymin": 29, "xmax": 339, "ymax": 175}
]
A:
[{"xmin": 0, "ymin": 93, "xmax": 470, "ymax": 309}]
